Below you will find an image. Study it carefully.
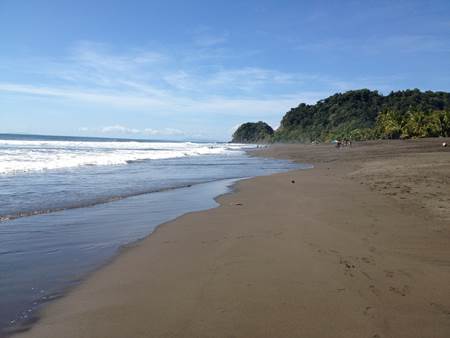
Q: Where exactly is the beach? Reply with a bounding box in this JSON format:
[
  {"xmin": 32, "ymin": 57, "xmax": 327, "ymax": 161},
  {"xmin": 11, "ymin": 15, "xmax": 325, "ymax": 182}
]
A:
[
  {"xmin": 0, "ymin": 135, "xmax": 299, "ymax": 334},
  {"xmin": 14, "ymin": 138, "xmax": 450, "ymax": 338}
]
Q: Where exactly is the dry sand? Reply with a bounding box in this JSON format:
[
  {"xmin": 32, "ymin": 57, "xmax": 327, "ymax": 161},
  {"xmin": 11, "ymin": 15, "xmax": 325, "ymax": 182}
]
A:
[{"xmin": 15, "ymin": 138, "xmax": 450, "ymax": 338}]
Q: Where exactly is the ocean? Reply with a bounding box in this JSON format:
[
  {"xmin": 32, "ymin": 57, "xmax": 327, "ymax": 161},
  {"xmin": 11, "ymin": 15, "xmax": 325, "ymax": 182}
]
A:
[{"xmin": 0, "ymin": 134, "xmax": 306, "ymax": 335}]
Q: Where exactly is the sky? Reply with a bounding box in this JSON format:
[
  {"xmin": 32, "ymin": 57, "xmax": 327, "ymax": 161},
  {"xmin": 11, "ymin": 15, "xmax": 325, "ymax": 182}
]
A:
[{"xmin": 1, "ymin": 0, "xmax": 449, "ymax": 141}]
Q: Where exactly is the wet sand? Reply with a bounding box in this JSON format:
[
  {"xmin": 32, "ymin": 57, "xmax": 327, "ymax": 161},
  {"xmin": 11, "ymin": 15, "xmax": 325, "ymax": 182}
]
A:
[{"xmin": 15, "ymin": 138, "xmax": 450, "ymax": 338}]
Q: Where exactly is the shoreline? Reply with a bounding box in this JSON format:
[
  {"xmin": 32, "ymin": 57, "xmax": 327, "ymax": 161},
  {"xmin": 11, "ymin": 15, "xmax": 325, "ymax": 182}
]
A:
[
  {"xmin": 1, "ymin": 177, "xmax": 253, "ymax": 224},
  {"xmin": 2, "ymin": 158, "xmax": 302, "ymax": 337},
  {"xmin": 13, "ymin": 138, "xmax": 450, "ymax": 338},
  {"xmin": 1, "ymin": 178, "xmax": 254, "ymax": 337},
  {"xmin": 4, "ymin": 175, "xmax": 278, "ymax": 337}
]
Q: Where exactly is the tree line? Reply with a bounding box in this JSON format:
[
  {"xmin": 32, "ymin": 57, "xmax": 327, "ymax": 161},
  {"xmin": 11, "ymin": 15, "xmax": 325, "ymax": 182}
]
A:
[{"xmin": 232, "ymin": 89, "xmax": 450, "ymax": 143}]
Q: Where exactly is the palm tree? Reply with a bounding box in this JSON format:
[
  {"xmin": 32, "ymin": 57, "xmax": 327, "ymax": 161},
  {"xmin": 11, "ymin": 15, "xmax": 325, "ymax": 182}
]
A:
[
  {"xmin": 403, "ymin": 111, "xmax": 428, "ymax": 137},
  {"xmin": 376, "ymin": 110, "xmax": 403, "ymax": 139},
  {"xmin": 434, "ymin": 111, "xmax": 450, "ymax": 137}
]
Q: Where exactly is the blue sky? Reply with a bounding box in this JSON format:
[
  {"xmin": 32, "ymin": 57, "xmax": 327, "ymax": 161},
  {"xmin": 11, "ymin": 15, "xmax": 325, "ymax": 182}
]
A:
[{"xmin": 1, "ymin": 0, "xmax": 449, "ymax": 141}]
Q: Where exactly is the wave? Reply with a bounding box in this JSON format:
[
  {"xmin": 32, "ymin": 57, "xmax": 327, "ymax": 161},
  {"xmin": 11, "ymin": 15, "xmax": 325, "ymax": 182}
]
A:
[{"xmin": 0, "ymin": 139, "xmax": 254, "ymax": 175}]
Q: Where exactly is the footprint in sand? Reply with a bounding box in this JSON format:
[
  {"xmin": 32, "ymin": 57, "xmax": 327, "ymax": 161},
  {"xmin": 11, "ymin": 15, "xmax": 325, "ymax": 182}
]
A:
[
  {"xmin": 339, "ymin": 258, "xmax": 356, "ymax": 277},
  {"xmin": 369, "ymin": 285, "xmax": 381, "ymax": 296},
  {"xmin": 430, "ymin": 302, "xmax": 450, "ymax": 315},
  {"xmin": 360, "ymin": 270, "xmax": 373, "ymax": 280},
  {"xmin": 389, "ymin": 285, "xmax": 410, "ymax": 296},
  {"xmin": 397, "ymin": 269, "xmax": 412, "ymax": 279},
  {"xmin": 361, "ymin": 256, "xmax": 375, "ymax": 265},
  {"xmin": 384, "ymin": 270, "xmax": 394, "ymax": 278},
  {"xmin": 363, "ymin": 306, "xmax": 376, "ymax": 318}
]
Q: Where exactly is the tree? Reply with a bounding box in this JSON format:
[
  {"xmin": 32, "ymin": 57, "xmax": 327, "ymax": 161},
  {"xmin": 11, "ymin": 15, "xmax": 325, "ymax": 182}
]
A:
[
  {"xmin": 376, "ymin": 110, "xmax": 404, "ymax": 139},
  {"xmin": 434, "ymin": 110, "xmax": 450, "ymax": 137}
]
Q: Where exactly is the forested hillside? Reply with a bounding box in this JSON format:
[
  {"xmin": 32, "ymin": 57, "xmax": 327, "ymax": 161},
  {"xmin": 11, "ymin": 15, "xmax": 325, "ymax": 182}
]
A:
[{"xmin": 233, "ymin": 89, "xmax": 450, "ymax": 143}]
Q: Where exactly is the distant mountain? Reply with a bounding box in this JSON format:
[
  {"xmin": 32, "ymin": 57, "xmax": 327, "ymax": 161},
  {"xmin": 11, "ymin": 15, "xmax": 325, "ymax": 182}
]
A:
[
  {"xmin": 232, "ymin": 121, "xmax": 274, "ymax": 143},
  {"xmin": 232, "ymin": 89, "xmax": 450, "ymax": 143}
]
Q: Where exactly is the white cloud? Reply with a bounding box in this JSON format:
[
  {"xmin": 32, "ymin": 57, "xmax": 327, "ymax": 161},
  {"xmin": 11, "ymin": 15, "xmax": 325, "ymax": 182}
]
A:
[
  {"xmin": 143, "ymin": 128, "xmax": 184, "ymax": 136},
  {"xmin": 0, "ymin": 82, "xmax": 321, "ymax": 117},
  {"xmin": 70, "ymin": 41, "xmax": 168, "ymax": 73},
  {"xmin": 46, "ymin": 41, "xmax": 337, "ymax": 98},
  {"xmin": 100, "ymin": 125, "xmax": 140, "ymax": 134},
  {"xmin": 79, "ymin": 125, "xmax": 187, "ymax": 137},
  {"xmin": 0, "ymin": 42, "xmax": 328, "ymax": 113}
]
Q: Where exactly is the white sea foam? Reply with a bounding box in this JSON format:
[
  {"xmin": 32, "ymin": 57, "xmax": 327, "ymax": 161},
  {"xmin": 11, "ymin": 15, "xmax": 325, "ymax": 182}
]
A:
[{"xmin": 0, "ymin": 139, "xmax": 254, "ymax": 175}]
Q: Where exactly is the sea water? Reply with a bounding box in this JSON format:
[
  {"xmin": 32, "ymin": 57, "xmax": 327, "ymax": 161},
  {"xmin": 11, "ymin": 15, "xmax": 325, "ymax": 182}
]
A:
[{"xmin": 0, "ymin": 134, "xmax": 305, "ymax": 335}]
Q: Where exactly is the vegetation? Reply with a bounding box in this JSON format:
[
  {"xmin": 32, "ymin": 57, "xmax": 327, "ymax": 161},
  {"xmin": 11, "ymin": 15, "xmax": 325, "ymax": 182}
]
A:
[
  {"xmin": 231, "ymin": 121, "xmax": 274, "ymax": 143},
  {"xmin": 375, "ymin": 110, "xmax": 450, "ymax": 139},
  {"xmin": 232, "ymin": 89, "xmax": 450, "ymax": 143}
]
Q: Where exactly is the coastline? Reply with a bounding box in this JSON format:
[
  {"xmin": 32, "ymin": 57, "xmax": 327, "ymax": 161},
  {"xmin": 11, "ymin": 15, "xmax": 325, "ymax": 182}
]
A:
[
  {"xmin": 1, "ymin": 147, "xmax": 299, "ymax": 336},
  {"xmin": 14, "ymin": 138, "xmax": 450, "ymax": 338},
  {"xmin": 1, "ymin": 178, "xmax": 262, "ymax": 337}
]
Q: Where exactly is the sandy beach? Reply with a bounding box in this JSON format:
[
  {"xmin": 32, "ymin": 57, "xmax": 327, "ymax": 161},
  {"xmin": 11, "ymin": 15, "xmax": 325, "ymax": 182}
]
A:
[{"xmin": 14, "ymin": 138, "xmax": 450, "ymax": 338}]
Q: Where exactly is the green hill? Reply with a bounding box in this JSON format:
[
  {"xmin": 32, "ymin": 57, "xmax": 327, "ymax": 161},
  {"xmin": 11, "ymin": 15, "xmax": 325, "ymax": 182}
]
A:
[
  {"xmin": 232, "ymin": 89, "xmax": 450, "ymax": 143},
  {"xmin": 232, "ymin": 121, "xmax": 274, "ymax": 143}
]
